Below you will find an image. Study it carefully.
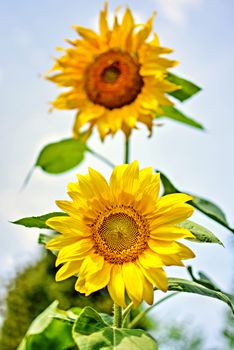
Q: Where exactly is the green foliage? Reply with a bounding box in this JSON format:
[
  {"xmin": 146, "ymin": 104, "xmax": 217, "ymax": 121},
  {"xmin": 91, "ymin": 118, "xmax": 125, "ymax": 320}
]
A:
[
  {"xmin": 73, "ymin": 306, "xmax": 158, "ymax": 350},
  {"xmin": 222, "ymin": 297, "xmax": 234, "ymax": 349},
  {"xmin": 179, "ymin": 220, "xmax": 223, "ymax": 245},
  {"xmin": 36, "ymin": 138, "xmax": 88, "ymax": 174},
  {"xmin": 160, "ymin": 106, "xmax": 204, "ymax": 130},
  {"xmin": 38, "ymin": 232, "xmax": 60, "ymax": 244},
  {"xmin": 167, "ymin": 278, "xmax": 234, "ymax": 313},
  {"xmin": 0, "ymin": 252, "xmax": 113, "ymax": 350},
  {"xmin": 12, "ymin": 212, "xmax": 67, "ymax": 229},
  {"xmin": 167, "ymin": 73, "xmax": 201, "ymax": 102},
  {"xmin": 159, "ymin": 171, "xmax": 234, "ymax": 233},
  {"xmin": 17, "ymin": 301, "xmax": 75, "ymax": 350}
]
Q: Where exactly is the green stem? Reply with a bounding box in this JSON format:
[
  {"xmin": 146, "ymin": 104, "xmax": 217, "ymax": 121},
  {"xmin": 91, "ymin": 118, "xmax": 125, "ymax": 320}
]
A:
[
  {"xmin": 124, "ymin": 137, "xmax": 130, "ymax": 164},
  {"xmin": 87, "ymin": 148, "xmax": 115, "ymax": 168},
  {"xmin": 128, "ymin": 292, "xmax": 178, "ymax": 329},
  {"xmin": 113, "ymin": 303, "xmax": 122, "ymax": 328},
  {"xmin": 122, "ymin": 302, "xmax": 134, "ymax": 328}
]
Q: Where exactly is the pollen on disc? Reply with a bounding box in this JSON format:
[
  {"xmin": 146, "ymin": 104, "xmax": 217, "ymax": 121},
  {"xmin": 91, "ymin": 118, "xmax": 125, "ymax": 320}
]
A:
[{"xmin": 99, "ymin": 213, "xmax": 139, "ymax": 252}]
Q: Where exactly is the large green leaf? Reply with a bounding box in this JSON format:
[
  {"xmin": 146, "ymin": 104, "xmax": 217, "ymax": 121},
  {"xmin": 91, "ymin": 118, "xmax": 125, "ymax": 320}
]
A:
[
  {"xmin": 159, "ymin": 171, "xmax": 234, "ymax": 233},
  {"xmin": 36, "ymin": 138, "xmax": 88, "ymax": 174},
  {"xmin": 72, "ymin": 307, "xmax": 158, "ymax": 350},
  {"xmin": 167, "ymin": 73, "xmax": 201, "ymax": 102},
  {"xmin": 187, "ymin": 266, "xmax": 224, "ymax": 293},
  {"xmin": 160, "ymin": 106, "xmax": 204, "ymax": 130},
  {"xmin": 167, "ymin": 278, "xmax": 234, "ymax": 313},
  {"xmin": 12, "ymin": 212, "xmax": 67, "ymax": 229},
  {"xmin": 17, "ymin": 301, "xmax": 75, "ymax": 350},
  {"xmin": 191, "ymin": 195, "xmax": 232, "ymax": 230},
  {"xmin": 179, "ymin": 220, "xmax": 223, "ymax": 245}
]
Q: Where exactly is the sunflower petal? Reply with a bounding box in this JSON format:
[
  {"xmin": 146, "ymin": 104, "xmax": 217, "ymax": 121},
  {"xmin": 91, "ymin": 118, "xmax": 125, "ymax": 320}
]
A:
[
  {"xmin": 85, "ymin": 262, "xmax": 112, "ymax": 295},
  {"xmin": 122, "ymin": 263, "xmax": 144, "ymax": 306},
  {"xmin": 140, "ymin": 265, "xmax": 168, "ymax": 292},
  {"xmin": 56, "ymin": 260, "xmax": 82, "ymax": 281},
  {"xmin": 107, "ymin": 265, "xmax": 126, "ymax": 307}
]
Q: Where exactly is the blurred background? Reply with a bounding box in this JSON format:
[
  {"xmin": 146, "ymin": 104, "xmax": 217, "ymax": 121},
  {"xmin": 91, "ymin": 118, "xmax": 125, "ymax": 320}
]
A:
[{"xmin": 0, "ymin": 0, "xmax": 233, "ymax": 349}]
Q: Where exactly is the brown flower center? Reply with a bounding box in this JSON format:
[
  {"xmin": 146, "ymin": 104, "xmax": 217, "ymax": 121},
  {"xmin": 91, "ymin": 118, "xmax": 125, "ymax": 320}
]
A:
[
  {"xmin": 91, "ymin": 206, "xmax": 149, "ymax": 264},
  {"xmin": 84, "ymin": 50, "xmax": 143, "ymax": 109}
]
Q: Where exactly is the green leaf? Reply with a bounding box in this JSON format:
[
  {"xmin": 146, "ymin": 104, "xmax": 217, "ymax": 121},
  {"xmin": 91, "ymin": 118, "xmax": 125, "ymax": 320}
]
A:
[
  {"xmin": 168, "ymin": 278, "xmax": 234, "ymax": 314},
  {"xmin": 72, "ymin": 306, "xmax": 158, "ymax": 350},
  {"xmin": 38, "ymin": 232, "xmax": 60, "ymax": 245},
  {"xmin": 17, "ymin": 301, "xmax": 76, "ymax": 350},
  {"xmin": 12, "ymin": 212, "xmax": 67, "ymax": 229},
  {"xmin": 167, "ymin": 73, "xmax": 201, "ymax": 102},
  {"xmin": 159, "ymin": 171, "xmax": 234, "ymax": 233},
  {"xmin": 187, "ymin": 266, "xmax": 222, "ymax": 292},
  {"xmin": 179, "ymin": 220, "xmax": 224, "ymax": 245},
  {"xmin": 160, "ymin": 106, "xmax": 204, "ymax": 130},
  {"xmin": 191, "ymin": 195, "xmax": 232, "ymax": 230},
  {"xmin": 36, "ymin": 138, "xmax": 87, "ymax": 174}
]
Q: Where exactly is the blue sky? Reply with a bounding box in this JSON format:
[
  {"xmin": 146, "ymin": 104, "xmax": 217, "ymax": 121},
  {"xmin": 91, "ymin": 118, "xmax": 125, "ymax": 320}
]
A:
[{"xmin": 0, "ymin": 0, "xmax": 234, "ymax": 348}]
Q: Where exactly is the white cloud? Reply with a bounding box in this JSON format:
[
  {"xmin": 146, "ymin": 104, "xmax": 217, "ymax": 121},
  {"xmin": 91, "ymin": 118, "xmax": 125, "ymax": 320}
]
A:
[{"xmin": 156, "ymin": 0, "xmax": 203, "ymax": 25}]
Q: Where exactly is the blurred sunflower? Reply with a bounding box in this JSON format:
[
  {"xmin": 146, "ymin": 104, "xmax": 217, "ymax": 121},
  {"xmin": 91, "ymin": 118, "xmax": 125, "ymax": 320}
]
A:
[
  {"xmin": 46, "ymin": 161, "xmax": 195, "ymax": 307},
  {"xmin": 47, "ymin": 3, "xmax": 179, "ymax": 140}
]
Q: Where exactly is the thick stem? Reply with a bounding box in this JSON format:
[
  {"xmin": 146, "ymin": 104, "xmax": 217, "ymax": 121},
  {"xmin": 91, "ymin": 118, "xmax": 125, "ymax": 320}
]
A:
[
  {"xmin": 124, "ymin": 137, "xmax": 130, "ymax": 164},
  {"xmin": 128, "ymin": 293, "xmax": 178, "ymax": 329},
  {"xmin": 113, "ymin": 303, "xmax": 122, "ymax": 328}
]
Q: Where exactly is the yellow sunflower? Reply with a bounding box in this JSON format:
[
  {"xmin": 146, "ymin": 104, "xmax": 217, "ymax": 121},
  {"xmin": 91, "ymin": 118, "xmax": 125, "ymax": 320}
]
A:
[
  {"xmin": 47, "ymin": 3, "xmax": 179, "ymax": 140},
  {"xmin": 46, "ymin": 161, "xmax": 195, "ymax": 307}
]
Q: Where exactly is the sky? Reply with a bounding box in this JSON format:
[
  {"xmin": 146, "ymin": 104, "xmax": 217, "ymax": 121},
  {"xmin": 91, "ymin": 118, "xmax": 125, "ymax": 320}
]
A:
[{"xmin": 0, "ymin": 0, "xmax": 234, "ymax": 348}]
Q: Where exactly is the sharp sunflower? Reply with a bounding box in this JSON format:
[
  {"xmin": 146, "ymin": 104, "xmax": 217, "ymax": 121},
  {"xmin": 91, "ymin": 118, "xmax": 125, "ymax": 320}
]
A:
[
  {"xmin": 47, "ymin": 3, "xmax": 179, "ymax": 140},
  {"xmin": 46, "ymin": 161, "xmax": 195, "ymax": 307}
]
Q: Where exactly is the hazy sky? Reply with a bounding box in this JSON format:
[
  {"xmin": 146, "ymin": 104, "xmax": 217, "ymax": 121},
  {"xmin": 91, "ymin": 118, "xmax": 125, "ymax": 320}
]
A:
[{"xmin": 0, "ymin": 0, "xmax": 234, "ymax": 348}]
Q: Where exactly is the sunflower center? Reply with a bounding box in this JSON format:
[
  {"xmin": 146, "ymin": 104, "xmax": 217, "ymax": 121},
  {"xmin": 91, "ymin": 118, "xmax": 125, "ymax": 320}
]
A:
[
  {"xmin": 102, "ymin": 66, "xmax": 121, "ymax": 83},
  {"xmin": 91, "ymin": 206, "xmax": 149, "ymax": 264},
  {"xmin": 84, "ymin": 50, "xmax": 144, "ymax": 109}
]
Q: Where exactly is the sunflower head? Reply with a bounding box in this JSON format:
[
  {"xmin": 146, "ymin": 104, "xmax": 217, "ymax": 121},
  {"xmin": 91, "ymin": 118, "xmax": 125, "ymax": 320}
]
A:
[
  {"xmin": 47, "ymin": 3, "xmax": 179, "ymax": 140},
  {"xmin": 46, "ymin": 161, "xmax": 195, "ymax": 307}
]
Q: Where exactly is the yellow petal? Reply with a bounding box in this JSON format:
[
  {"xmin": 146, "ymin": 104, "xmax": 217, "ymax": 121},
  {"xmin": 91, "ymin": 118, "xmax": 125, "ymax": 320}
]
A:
[
  {"xmin": 138, "ymin": 249, "xmax": 163, "ymax": 268},
  {"xmin": 72, "ymin": 26, "xmax": 102, "ymax": 49},
  {"xmin": 150, "ymin": 225, "xmax": 194, "ymax": 240},
  {"xmin": 122, "ymin": 263, "xmax": 144, "ymax": 306},
  {"xmin": 160, "ymin": 254, "xmax": 185, "ymax": 267},
  {"xmin": 55, "ymin": 200, "xmax": 78, "ymax": 217},
  {"xmin": 142, "ymin": 276, "xmax": 154, "ymax": 305},
  {"xmin": 56, "ymin": 260, "xmax": 82, "ymax": 281},
  {"xmin": 99, "ymin": 2, "xmax": 109, "ymax": 40},
  {"xmin": 132, "ymin": 13, "xmax": 155, "ymax": 51},
  {"xmin": 79, "ymin": 253, "xmax": 104, "ymax": 279},
  {"xmin": 110, "ymin": 164, "xmax": 128, "ymax": 199},
  {"xmin": 46, "ymin": 235, "xmax": 77, "ymax": 250},
  {"xmin": 85, "ymin": 262, "xmax": 112, "ymax": 295},
  {"xmin": 122, "ymin": 161, "xmax": 139, "ymax": 195},
  {"xmin": 119, "ymin": 8, "xmax": 135, "ymax": 50},
  {"xmin": 140, "ymin": 265, "xmax": 168, "ymax": 292},
  {"xmin": 46, "ymin": 216, "xmax": 89, "ymax": 237},
  {"xmin": 88, "ymin": 167, "xmax": 110, "ymax": 198},
  {"xmin": 156, "ymin": 193, "xmax": 193, "ymax": 213},
  {"xmin": 56, "ymin": 239, "xmax": 94, "ymax": 265},
  {"xmin": 148, "ymin": 240, "xmax": 195, "ymax": 260},
  {"xmin": 139, "ymin": 167, "xmax": 153, "ymax": 188},
  {"xmin": 108, "ymin": 265, "xmax": 126, "ymax": 308},
  {"xmin": 152, "ymin": 204, "xmax": 194, "ymax": 227}
]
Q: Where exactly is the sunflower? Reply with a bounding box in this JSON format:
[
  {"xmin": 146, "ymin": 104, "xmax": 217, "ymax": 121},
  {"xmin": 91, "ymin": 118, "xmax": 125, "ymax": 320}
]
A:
[
  {"xmin": 47, "ymin": 3, "xmax": 179, "ymax": 140},
  {"xmin": 46, "ymin": 161, "xmax": 195, "ymax": 307}
]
